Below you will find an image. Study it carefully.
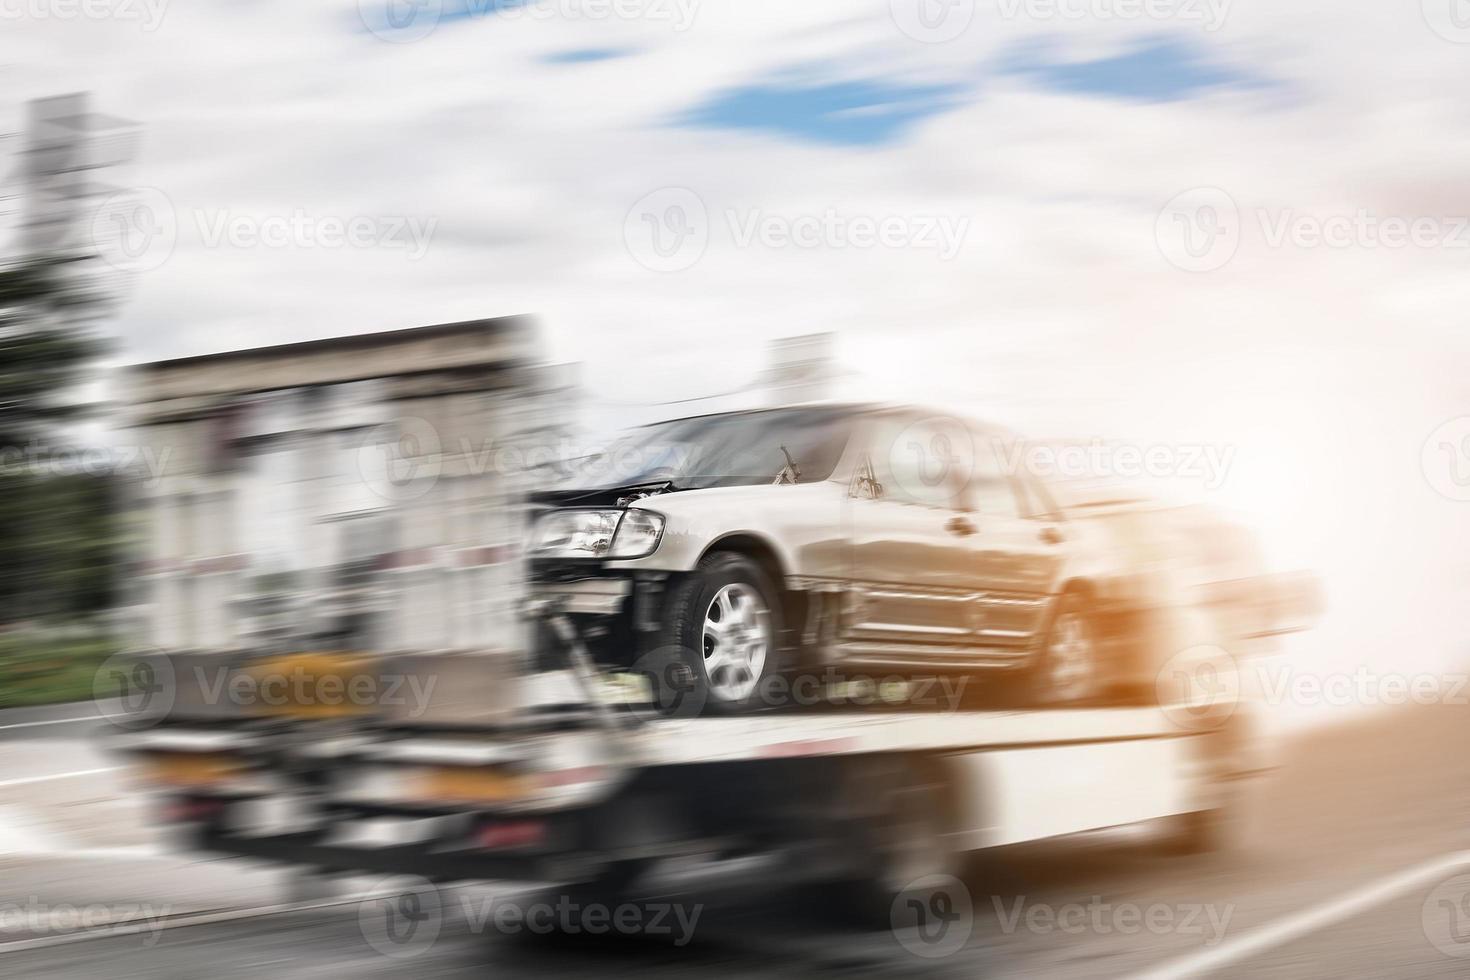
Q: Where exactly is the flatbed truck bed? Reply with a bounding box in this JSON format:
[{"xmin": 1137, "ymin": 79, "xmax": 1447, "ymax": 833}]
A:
[{"xmin": 115, "ymin": 682, "xmax": 1250, "ymax": 917}]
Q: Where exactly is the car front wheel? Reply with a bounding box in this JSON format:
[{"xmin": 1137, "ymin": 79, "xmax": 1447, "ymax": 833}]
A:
[
  {"xmin": 1022, "ymin": 590, "xmax": 1105, "ymax": 706},
  {"xmin": 662, "ymin": 551, "xmax": 783, "ymax": 714}
]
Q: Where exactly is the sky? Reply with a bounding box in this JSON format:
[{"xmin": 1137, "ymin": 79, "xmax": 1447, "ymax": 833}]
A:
[{"xmin": 6, "ymin": 0, "xmax": 1470, "ymax": 703}]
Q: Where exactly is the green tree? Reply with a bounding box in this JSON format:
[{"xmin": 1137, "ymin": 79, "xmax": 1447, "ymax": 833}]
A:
[
  {"xmin": 0, "ymin": 253, "xmax": 115, "ymax": 624},
  {"xmin": 0, "ymin": 253, "xmax": 109, "ymax": 445}
]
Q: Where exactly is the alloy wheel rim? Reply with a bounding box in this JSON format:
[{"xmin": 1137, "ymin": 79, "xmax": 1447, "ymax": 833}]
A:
[{"xmin": 702, "ymin": 582, "xmax": 769, "ymax": 702}]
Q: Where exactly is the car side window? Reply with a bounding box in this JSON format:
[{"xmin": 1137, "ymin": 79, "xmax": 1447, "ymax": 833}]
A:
[
  {"xmin": 966, "ymin": 432, "xmax": 1024, "ymax": 519},
  {"xmin": 1014, "ymin": 473, "xmax": 1063, "ymax": 521},
  {"xmin": 865, "ymin": 413, "xmax": 968, "ymax": 509}
]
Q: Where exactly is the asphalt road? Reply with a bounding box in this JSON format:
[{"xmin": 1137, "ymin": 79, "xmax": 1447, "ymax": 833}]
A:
[{"xmin": 2, "ymin": 699, "xmax": 1469, "ymax": 978}]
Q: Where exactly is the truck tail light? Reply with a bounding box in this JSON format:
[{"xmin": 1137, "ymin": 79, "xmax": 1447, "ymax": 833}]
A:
[
  {"xmin": 476, "ymin": 820, "xmax": 546, "ymax": 850},
  {"xmin": 162, "ymin": 797, "xmax": 224, "ymax": 823}
]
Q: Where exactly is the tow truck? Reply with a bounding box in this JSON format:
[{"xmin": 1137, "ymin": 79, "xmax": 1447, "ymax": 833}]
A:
[{"xmin": 106, "ymin": 318, "xmax": 1310, "ymax": 924}]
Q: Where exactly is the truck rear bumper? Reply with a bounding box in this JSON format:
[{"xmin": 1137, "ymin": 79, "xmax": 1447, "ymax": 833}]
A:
[
  {"xmin": 178, "ymin": 775, "xmax": 667, "ymax": 885},
  {"xmin": 198, "ymin": 822, "xmax": 592, "ymax": 882}
]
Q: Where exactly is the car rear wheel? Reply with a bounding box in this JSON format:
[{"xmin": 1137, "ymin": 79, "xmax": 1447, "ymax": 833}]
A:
[{"xmin": 663, "ymin": 552, "xmax": 783, "ymax": 714}]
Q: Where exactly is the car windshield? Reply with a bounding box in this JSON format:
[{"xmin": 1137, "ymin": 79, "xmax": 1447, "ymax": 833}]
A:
[{"xmin": 565, "ymin": 406, "xmax": 855, "ymax": 491}]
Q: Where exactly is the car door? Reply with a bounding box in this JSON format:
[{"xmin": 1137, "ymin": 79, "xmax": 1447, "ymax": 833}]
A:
[
  {"xmin": 964, "ymin": 430, "xmax": 1066, "ymax": 649},
  {"xmin": 843, "ymin": 412, "xmax": 987, "ymax": 645}
]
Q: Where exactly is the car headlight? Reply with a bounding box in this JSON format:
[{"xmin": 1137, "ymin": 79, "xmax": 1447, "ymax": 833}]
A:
[
  {"xmin": 532, "ymin": 509, "xmax": 665, "ymax": 560},
  {"xmin": 608, "ymin": 509, "xmax": 665, "ymax": 559}
]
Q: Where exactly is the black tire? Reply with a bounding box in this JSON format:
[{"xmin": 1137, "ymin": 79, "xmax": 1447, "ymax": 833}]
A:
[
  {"xmin": 1162, "ymin": 711, "xmax": 1264, "ymax": 855},
  {"xmin": 512, "ymin": 860, "xmax": 653, "ymax": 945},
  {"xmin": 1163, "ymin": 805, "xmax": 1230, "ymax": 856},
  {"xmin": 823, "ymin": 755, "xmax": 965, "ymax": 929},
  {"xmin": 661, "ymin": 551, "xmax": 784, "ymax": 715},
  {"xmin": 560, "ymin": 858, "xmax": 650, "ymax": 904},
  {"xmin": 1162, "ymin": 773, "xmax": 1263, "ymax": 855}
]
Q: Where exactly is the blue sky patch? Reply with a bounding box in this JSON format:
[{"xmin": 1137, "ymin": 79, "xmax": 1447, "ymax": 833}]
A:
[
  {"xmin": 440, "ymin": 0, "xmax": 530, "ymax": 24},
  {"xmin": 678, "ymin": 76, "xmax": 964, "ymax": 147},
  {"xmin": 357, "ymin": 0, "xmax": 540, "ymax": 40},
  {"xmin": 541, "ymin": 47, "xmax": 629, "ymax": 65},
  {"xmin": 1001, "ymin": 36, "xmax": 1271, "ymax": 102}
]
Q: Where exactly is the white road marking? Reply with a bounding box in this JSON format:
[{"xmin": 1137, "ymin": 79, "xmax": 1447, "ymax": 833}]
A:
[
  {"xmin": 1131, "ymin": 850, "xmax": 1470, "ymax": 979},
  {"xmin": 56, "ymin": 845, "xmax": 165, "ymax": 861},
  {"xmin": 0, "ymin": 715, "xmax": 96, "ymax": 732},
  {"xmin": 0, "ymin": 767, "xmax": 121, "ymax": 790}
]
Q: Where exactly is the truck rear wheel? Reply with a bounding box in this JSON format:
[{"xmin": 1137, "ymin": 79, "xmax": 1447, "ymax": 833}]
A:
[
  {"xmin": 1162, "ymin": 711, "xmax": 1266, "ymax": 855},
  {"xmin": 826, "ymin": 755, "xmax": 966, "ymax": 927}
]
